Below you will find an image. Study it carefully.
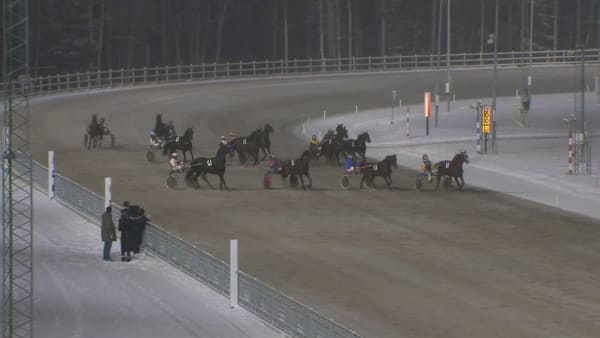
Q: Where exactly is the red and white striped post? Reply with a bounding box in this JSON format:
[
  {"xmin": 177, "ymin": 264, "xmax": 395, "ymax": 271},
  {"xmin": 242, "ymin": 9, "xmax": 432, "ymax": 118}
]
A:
[{"xmin": 568, "ymin": 130, "xmax": 574, "ymax": 175}]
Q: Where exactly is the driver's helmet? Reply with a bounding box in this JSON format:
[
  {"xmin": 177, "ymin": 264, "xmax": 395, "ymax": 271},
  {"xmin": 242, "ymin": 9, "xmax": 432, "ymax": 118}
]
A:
[
  {"xmin": 220, "ymin": 135, "xmax": 226, "ymax": 141},
  {"xmin": 171, "ymin": 153, "xmax": 178, "ymax": 158},
  {"xmin": 346, "ymin": 153, "xmax": 353, "ymax": 159},
  {"xmin": 150, "ymin": 130, "xmax": 156, "ymax": 136},
  {"xmin": 311, "ymin": 134, "xmax": 317, "ymax": 140},
  {"xmin": 228, "ymin": 131, "xmax": 235, "ymax": 137},
  {"xmin": 422, "ymin": 154, "xmax": 429, "ymax": 161},
  {"xmin": 99, "ymin": 118, "xmax": 105, "ymax": 124}
]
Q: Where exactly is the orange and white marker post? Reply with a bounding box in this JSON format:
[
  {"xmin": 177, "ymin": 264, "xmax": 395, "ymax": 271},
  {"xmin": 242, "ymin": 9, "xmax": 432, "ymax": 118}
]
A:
[{"xmin": 424, "ymin": 92, "xmax": 431, "ymax": 136}]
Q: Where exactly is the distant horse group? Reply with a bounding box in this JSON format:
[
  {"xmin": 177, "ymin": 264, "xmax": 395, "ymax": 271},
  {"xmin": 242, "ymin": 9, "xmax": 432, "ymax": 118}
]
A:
[{"xmin": 318, "ymin": 124, "xmax": 370, "ymax": 164}]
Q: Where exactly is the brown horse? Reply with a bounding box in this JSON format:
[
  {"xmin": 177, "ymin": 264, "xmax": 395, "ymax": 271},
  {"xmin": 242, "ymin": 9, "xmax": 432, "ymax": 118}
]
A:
[
  {"xmin": 280, "ymin": 150, "xmax": 312, "ymax": 190},
  {"xmin": 434, "ymin": 151, "xmax": 469, "ymax": 191},
  {"xmin": 360, "ymin": 154, "xmax": 397, "ymax": 190}
]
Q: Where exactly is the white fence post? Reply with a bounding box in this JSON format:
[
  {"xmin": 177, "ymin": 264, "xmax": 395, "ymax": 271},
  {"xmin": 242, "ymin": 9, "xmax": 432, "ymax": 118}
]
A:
[
  {"xmin": 323, "ymin": 110, "xmax": 327, "ymax": 120},
  {"xmin": 48, "ymin": 150, "xmax": 55, "ymax": 198},
  {"xmin": 104, "ymin": 177, "xmax": 112, "ymax": 209},
  {"xmin": 230, "ymin": 239, "xmax": 238, "ymax": 308}
]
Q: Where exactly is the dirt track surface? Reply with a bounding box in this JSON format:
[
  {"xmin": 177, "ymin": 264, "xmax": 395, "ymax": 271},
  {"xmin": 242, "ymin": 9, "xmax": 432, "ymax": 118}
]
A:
[{"xmin": 31, "ymin": 67, "xmax": 600, "ymax": 338}]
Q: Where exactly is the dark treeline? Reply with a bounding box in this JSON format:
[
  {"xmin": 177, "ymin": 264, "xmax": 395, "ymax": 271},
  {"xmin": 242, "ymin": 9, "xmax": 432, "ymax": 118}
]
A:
[{"xmin": 16, "ymin": 0, "xmax": 600, "ymax": 75}]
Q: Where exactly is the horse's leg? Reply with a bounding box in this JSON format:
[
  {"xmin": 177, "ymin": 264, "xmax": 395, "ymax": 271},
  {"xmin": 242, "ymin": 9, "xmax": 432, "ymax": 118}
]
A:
[
  {"xmin": 298, "ymin": 174, "xmax": 306, "ymax": 191},
  {"xmin": 384, "ymin": 175, "xmax": 392, "ymax": 190},
  {"xmin": 219, "ymin": 173, "xmax": 229, "ymax": 191},
  {"xmin": 454, "ymin": 176, "xmax": 461, "ymax": 190},
  {"xmin": 306, "ymin": 173, "xmax": 312, "ymax": 189},
  {"xmin": 201, "ymin": 172, "xmax": 214, "ymax": 189},
  {"xmin": 458, "ymin": 175, "xmax": 465, "ymax": 191},
  {"xmin": 436, "ymin": 172, "xmax": 441, "ymax": 190},
  {"xmin": 261, "ymin": 147, "xmax": 268, "ymax": 160}
]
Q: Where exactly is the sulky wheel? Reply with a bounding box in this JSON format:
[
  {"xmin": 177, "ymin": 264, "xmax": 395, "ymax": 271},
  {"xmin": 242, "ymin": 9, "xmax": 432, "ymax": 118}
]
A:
[
  {"xmin": 166, "ymin": 176, "xmax": 177, "ymax": 189},
  {"xmin": 339, "ymin": 174, "xmax": 351, "ymax": 190},
  {"xmin": 146, "ymin": 150, "xmax": 155, "ymax": 162}
]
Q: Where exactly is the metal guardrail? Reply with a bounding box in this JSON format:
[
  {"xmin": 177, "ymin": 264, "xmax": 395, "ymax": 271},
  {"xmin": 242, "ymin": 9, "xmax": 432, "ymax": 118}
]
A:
[
  {"xmin": 5, "ymin": 49, "xmax": 600, "ymax": 98},
  {"xmin": 30, "ymin": 159, "xmax": 361, "ymax": 337}
]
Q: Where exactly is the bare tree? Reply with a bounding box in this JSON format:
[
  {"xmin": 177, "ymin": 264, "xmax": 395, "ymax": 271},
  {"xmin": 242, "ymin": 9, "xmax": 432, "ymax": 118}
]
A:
[
  {"xmin": 320, "ymin": 0, "xmax": 325, "ymax": 60},
  {"xmin": 272, "ymin": 0, "xmax": 278, "ymax": 60},
  {"xmin": 97, "ymin": 0, "xmax": 105, "ymax": 70},
  {"xmin": 284, "ymin": 0, "xmax": 289, "ymax": 63},
  {"xmin": 347, "ymin": 0, "xmax": 352, "ymax": 57},
  {"xmin": 161, "ymin": 0, "xmax": 168, "ymax": 64},
  {"xmin": 215, "ymin": 0, "xmax": 229, "ymax": 63},
  {"xmin": 336, "ymin": 0, "xmax": 341, "ymax": 58},
  {"xmin": 380, "ymin": 0, "xmax": 387, "ymax": 56}
]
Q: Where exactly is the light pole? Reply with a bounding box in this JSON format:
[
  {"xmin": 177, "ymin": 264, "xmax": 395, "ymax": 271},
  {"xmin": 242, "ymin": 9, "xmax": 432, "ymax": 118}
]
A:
[
  {"xmin": 446, "ymin": 0, "xmax": 451, "ymax": 112},
  {"xmin": 492, "ymin": 0, "xmax": 498, "ymax": 153}
]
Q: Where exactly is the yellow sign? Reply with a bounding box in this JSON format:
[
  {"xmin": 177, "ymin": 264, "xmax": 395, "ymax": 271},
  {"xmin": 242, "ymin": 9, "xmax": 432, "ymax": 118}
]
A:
[{"xmin": 482, "ymin": 106, "xmax": 492, "ymax": 134}]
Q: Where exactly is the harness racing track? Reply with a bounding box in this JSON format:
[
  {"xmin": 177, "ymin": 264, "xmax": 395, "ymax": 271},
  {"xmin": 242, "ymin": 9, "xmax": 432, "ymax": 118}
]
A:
[{"xmin": 31, "ymin": 67, "xmax": 600, "ymax": 338}]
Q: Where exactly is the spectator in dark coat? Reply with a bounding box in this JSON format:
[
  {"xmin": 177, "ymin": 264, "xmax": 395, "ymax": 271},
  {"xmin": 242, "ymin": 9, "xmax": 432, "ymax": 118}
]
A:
[
  {"xmin": 101, "ymin": 206, "xmax": 116, "ymax": 261},
  {"xmin": 118, "ymin": 209, "xmax": 132, "ymax": 262}
]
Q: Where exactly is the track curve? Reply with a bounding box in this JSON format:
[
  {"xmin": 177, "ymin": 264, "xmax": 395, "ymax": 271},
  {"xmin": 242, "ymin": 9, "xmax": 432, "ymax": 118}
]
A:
[{"xmin": 31, "ymin": 67, "xmax": 600, "ymax": 338}]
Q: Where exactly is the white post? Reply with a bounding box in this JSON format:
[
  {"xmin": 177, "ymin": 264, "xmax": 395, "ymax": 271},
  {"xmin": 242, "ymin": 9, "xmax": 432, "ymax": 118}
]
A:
[
  {"xmin": 516, "ymin": 88, "xmax": 519, "ymax": 97},
  {"xmin": 48, "ymin": 150, "xmax": 55, "ymax": 198},
  {"xmin": 391, "ymin": 90, "xmax": 397, "ymax": 124},
  {"xmin": 104, "ymin": 177, "xmax": 111, "ymax": 209},
  {"xmin": 230, "ymin": 239, "xmax": 238, "ymax": 308},
  {"xmin": 323, "ymin": 110, "xmax": 327, "ymax": 120},
  {"xmin": 302, "ymin": 123, "xmax": 306, "ymax": 135},
  {"xmin": 405, "ymin": 106, "xmax": 411, "ymax": 138},
  {"xmin": 355, "ymin": 104, "xmax": 358, "ymax": 119},
  {"xmin": 399, "ymin": 99, "xmax": 402, "ymax": 109},
  {"xmin": 453, "ymin": 93, "xmax": 456, "ymax": 104}
]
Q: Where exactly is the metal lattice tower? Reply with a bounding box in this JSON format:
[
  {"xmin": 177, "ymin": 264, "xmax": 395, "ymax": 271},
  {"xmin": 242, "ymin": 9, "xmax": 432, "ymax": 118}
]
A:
[{"xmin": 2, "ymin": 0, "xmax": 32, "ymax": 336}]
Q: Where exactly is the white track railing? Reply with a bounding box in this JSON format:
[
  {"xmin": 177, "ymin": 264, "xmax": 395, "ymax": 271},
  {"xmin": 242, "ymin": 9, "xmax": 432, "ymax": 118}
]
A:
[{"xmin": 5, "ymin": 49, "xmax": 600, "ymax": 98}]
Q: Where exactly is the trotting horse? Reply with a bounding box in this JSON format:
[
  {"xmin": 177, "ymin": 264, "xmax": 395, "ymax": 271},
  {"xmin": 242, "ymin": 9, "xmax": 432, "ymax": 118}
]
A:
[
  {"xmin": 434, "ymin": 150, "xmax": 469, "ymax": 191},
  {"xmin": 360, "ymin": 154, "xmax": 397, "ymax": 190},
  {"xmin": 235, "ymin": 129, "xmax": 261, "ymax": 165},
  {"xmin": 340, "ymin": 131, "xmax": 371, "ymax": 160},
  {"xmin": 280, "ymin": 150, "xmax": 312, "ymax": 190},
  {"xmin": 258, "ymin": 123, "xmax": 274, "ymax": 160},
  {"xmin": 185, "ymin": 144, "xmax": 231, "ymax": 191},
  {"xmin": 162, "ymin": 128, "xmax": 194, "ymax": 162}
]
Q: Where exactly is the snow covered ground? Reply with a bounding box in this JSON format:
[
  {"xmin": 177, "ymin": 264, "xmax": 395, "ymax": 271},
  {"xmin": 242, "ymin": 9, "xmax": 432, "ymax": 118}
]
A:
[
  {"xmin": 301, "ymin": 92, "xmax": 600, "ymax": 220},
  {"xmin": 34, "ymin": 190, "xmax": 282, "ymax": 338}
]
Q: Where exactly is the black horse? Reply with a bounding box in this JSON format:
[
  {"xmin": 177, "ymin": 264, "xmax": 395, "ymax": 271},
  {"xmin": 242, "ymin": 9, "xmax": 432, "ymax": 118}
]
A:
[
  {"xmin": 185, "ymin": 144, "xmax": 231, "ymax": 191},
  {"xmin": 360, "ymin": 154, "xmax": 397, "ymax": 190},
  {"xmin": 162, "ymin": 128, "xmax": 194, "ymax": 162},
  {"xmin": 434, "ymin": 151, "xmax": 469, "ymax": 191},
  {"xmin": 280, "ymin": 150, "xmax": 312, "ymax": 190},
  {"xmin": 235, "ymin": 129, "xmax": 261, "ymax": 165},
  {"xmin": 340, "ymin": 131, "xmax": 371, "ymax": 160},
  {"xmin": 258, "ymin": 123, "xmax": 274, "ymax": 160}
]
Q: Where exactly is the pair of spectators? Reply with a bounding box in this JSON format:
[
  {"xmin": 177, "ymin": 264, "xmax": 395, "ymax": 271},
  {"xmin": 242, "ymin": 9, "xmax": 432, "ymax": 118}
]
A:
[{"xmin": 101, "ymin": 201, "xmax": 149, "ymax": 262}]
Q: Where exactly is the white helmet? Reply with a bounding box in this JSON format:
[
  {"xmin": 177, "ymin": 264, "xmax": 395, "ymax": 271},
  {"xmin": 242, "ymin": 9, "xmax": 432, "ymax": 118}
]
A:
[{"xmin": 171, "ymin": 153, "xmax": 177, "ymax": 158}]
